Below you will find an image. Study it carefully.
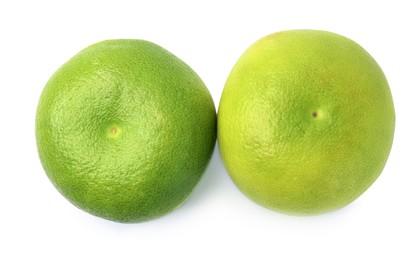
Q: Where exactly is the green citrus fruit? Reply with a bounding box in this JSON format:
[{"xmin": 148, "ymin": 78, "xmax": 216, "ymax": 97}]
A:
[
  {"xmin": 36, "ymin": 40, "xmax": 216, "ymax": 223},
  {"xmin": 218, "ymin": 30, "xmax": 395, "ymax": 215}
]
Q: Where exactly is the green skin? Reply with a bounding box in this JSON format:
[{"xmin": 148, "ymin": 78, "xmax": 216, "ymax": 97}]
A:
[
  {"xmin": 218, "ymin": 30, "xmax": 395, "ymax": 215},
  {"xmin": 36, "ymin": 40, "xmax": 217, "ymax": 223}
]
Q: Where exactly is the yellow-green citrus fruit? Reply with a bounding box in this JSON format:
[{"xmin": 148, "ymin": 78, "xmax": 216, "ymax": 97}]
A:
[
  {"xmin": 36, "ymin": 40, "xmax": 216, "ymax": 223},
  {"xmin": 218, "ymin": 30, "xmax": 395, "ymax": 215}
]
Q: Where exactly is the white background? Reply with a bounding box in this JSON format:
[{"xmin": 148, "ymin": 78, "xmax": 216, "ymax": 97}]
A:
[{"xmin": 1, "ymin": 1, "xmax": 416, "ymax": 259}]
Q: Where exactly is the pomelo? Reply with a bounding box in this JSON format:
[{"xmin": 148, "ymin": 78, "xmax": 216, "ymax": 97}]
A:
[
  {"xmin": 36, "ymin": 40, "xmax": 216, "ymax": 223},
  {"xmin": 218, "ymin": 30, "xmax": 395, "ymax": 215}
]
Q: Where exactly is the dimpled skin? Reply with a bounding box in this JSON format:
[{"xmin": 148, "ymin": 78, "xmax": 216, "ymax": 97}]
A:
[
  {"xmin": 36, "ymin": 40, "xmax": 216, "ymax": 223},
  {"xmin": 218, "ymin": 30, "xmax": 395, "ymax": 215}
]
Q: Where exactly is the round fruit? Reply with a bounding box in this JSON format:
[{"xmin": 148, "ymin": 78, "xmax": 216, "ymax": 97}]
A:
[
  {"xmin": 36, "ymin": 40, "xmax": 216, "ymax": 223},
  {"xmin": 218, "ymin": 30, "xmax": 395, "ymax": 215}
]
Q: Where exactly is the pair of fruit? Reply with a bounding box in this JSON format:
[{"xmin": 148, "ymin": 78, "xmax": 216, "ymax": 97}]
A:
[{"xmin": 36, "ymin": 30, "xmax": 395, "ymax": 223}]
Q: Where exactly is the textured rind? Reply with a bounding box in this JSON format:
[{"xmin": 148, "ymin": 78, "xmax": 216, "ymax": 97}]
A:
[
  {"xmin": 218, "ymin": 30, "xmax": 395, "ymax": 215},
  {"xmin": 36, "ymin": 40, "xmax": 216, "ymax": 223}
]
